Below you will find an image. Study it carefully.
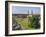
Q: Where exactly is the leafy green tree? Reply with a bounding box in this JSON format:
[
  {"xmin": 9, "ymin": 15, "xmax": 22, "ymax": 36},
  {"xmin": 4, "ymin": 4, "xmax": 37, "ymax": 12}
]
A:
[{"xmin": 28, "ymin": 15, "xmax": 40, "ymax": 29}]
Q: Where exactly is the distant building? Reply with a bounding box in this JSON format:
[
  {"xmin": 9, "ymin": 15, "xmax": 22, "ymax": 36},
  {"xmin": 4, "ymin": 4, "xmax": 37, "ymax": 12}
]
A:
[{"xmin": 27, "ymin": 9, "xmax": 33, "ymax": 17}]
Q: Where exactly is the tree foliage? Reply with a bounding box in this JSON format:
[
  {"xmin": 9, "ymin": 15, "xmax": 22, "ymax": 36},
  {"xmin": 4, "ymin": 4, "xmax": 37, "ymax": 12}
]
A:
[{"xmin": 28, "ymin": 15, "xmax": 40, "ymax": 29}]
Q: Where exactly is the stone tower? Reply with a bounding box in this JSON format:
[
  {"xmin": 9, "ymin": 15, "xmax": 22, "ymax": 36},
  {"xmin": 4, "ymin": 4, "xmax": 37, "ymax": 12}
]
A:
[
  {"xmin": 28, "ymin": 9, "xmax": 33, "ymax": 17},
  {"xmin": 31, "ymin": 9, "xmax": 33, "ymax": 17}
]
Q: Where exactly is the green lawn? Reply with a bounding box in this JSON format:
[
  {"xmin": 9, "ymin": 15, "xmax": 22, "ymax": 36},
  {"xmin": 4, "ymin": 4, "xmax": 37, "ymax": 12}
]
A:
[
  {"xmin": 12, "ymin": 15, "xmax": 40, "ymax": 30},
  {"xmin": 15, "ymin": 18, "xmax": 32, "ymax": 30}
]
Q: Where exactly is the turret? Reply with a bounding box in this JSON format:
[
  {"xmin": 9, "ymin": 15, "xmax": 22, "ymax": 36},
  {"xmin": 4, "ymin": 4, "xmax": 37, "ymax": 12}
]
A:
[
  {"xmin": 28, "ymin": 9, "xmax": 33, "ymax": 17},
  {"xmin": 31, "ymin": 9, "xmax": 33, "ymax": 17}
]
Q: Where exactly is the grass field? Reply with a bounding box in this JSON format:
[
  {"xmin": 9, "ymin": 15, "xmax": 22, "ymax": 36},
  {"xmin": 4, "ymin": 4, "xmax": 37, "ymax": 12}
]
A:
[
  {"xmin": 15, "ymin": 18, "xmax": 32, "ymax": 30},
  {"xmin": 12, "ymin": 15, "xmax": 40, "ymax": 30}
]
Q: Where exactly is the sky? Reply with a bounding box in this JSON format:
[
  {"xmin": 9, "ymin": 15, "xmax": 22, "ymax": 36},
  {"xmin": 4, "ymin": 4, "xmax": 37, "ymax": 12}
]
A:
[{"xmin": 12, "ymin": 6, "xmax": 40, "ymax": 14}]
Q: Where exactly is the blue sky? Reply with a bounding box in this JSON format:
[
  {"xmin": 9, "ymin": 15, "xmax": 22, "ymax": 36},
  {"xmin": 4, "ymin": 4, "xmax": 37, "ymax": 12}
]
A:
[{"xmin": 12, "ymin": 6, "xmax": 40, "ymax": 14}]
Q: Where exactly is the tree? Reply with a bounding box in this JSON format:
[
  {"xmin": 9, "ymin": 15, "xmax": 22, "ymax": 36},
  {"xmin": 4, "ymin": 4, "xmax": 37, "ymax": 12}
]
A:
[{"xmin": 28, "ymin": 15, "xmax": 40, "ymax": 29}]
